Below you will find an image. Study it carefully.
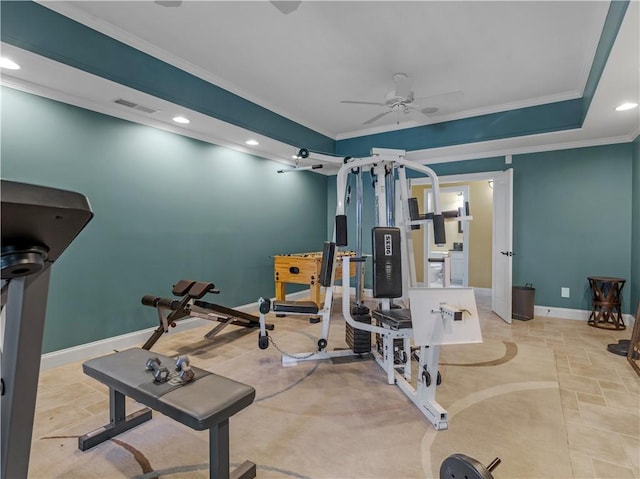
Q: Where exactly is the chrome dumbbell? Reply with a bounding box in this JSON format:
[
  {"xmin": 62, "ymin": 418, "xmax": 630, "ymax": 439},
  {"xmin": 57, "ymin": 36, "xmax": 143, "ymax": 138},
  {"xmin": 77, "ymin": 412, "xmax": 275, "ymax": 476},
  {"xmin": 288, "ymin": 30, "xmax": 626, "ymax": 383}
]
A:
[
  {"xmin": 175, "ymin": 355, "xmax": 195, "ymax": 383},
  {"xmin": 145, "ymin": 356, "xmax": 170, "ymax": 383}
]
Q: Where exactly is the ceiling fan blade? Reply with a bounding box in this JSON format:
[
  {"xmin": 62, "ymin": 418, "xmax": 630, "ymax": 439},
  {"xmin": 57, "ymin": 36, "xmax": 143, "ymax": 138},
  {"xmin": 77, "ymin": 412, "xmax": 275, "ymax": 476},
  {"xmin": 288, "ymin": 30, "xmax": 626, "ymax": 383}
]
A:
[
  {"xmin": 406, "ymin": 106, "xmax": 437, "ymax": 122},
  {"xmin": 421, "ymin": 107, "xmax": 439, "ymax": 115},
  {"xmin": 393, "ymin": 73, "xmax": 413, "ymax": 99},
  {"xmin": 155, "ymin": 0, "xmax": 182, "ymax": 6},
  {"xmin": 413, "ymin": 90, "xmax": 464, "ymax": 107},
  {"xmin": 363, "ymin": 110, "xmax": 393, "ymax": 125},
  {"xmin": 340, "ymin": 100, "xmax": 387, "ymax": 106},
  {"xmin": 270, "ymin": 1, "xmax": 301, "ymax": 14}
]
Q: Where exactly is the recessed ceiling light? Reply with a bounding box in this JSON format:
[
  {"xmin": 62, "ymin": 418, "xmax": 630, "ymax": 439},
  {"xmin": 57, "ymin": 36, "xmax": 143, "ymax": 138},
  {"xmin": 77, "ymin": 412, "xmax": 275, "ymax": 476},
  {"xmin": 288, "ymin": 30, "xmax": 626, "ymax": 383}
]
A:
[
  {"xmin": 245, "ymin": 139, "xmax": 259, "ymax": 146},
  {"xmin": 0, "ymin": 58, "xmax": 20, "ymax": 70},
  {"xmin": 292, "ymin": 155, "xmax": 299, "ymax": 159},
  {"xmin": 615, "ymin": 102, "xmax": 638, "ymax": 111},
  {"xmin": 172, "ymin": 116, "xmax": 190, "ymax": 124}
]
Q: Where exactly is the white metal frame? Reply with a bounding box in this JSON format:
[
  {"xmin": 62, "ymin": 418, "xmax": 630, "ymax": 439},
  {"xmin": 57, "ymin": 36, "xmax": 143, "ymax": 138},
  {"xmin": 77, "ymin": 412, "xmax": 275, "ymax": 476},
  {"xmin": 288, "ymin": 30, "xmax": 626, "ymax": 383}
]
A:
[{"xmin": 259, "ymin": 148, "xmax": 481, "ymax": 430}]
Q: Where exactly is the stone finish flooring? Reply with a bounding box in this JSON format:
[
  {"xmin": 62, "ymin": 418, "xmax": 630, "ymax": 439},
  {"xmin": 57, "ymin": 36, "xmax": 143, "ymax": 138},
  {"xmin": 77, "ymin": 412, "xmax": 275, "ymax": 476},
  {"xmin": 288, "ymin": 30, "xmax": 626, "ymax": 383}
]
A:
[{"xmin": 28, "ymin": 291, "xmax": 639, "ymax": 478}]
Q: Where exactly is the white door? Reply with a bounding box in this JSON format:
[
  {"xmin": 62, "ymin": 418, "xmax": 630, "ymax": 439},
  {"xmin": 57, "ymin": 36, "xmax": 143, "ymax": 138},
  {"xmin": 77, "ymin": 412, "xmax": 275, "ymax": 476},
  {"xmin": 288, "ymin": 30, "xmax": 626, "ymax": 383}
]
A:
[{"xmin": 491, "ymin": 169, "xmax": 513, "ymax": 323}]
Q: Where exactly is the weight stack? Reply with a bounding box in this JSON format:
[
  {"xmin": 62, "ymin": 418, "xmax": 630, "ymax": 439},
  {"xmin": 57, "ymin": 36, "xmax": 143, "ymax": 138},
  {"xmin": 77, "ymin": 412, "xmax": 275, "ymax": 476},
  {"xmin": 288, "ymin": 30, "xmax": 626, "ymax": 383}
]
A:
[{"xmin": 346, "ymin": 304, "xmax": 371, "ymax": 354}]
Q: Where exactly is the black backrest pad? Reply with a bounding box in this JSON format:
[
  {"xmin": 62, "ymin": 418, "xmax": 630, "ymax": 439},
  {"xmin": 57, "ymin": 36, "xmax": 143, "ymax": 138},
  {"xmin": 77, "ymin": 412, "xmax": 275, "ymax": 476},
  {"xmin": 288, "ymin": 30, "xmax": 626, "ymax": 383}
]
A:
[
  {"xmin": 319, "ymin": 241, "xmax": 336, "ymax": 287},
  {"xmin": 188, "ymin": 281, "xmax": 215, "ymax": 299},
  {"xmin": 172, "ymin": 280, "xmax": 196, "ymax": 296},
  {"xmin": 433, "ymin": 214, "xmax": 446, "ymax": 246},
  {"xmin": 408, "ymin": 197, "xmax": 420, "ymax": 221},
  {"xmin": 335, "ymin": 215, "xmax": 348, "ymax": 246},
  {"xmin": 372, "ymin": 227, "xmax": 402, "ymax": 298}
]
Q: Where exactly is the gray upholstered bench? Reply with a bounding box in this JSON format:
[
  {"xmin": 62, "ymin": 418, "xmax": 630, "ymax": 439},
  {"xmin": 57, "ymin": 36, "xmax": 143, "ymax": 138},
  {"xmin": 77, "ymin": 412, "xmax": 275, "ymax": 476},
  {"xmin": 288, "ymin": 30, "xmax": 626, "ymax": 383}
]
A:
[{"xmin": 78, "ymin": 348, "xmax": 256, "ymax": 479}]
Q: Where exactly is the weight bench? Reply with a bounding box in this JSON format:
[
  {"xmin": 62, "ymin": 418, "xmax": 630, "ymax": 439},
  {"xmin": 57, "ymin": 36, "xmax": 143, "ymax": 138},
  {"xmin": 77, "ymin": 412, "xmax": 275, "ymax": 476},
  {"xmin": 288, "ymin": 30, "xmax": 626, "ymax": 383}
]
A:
[
  {"xmin": 79, "ymin": 348, "xmax": 256, "ymax": 479},
  {"xmin": 141, "ymin": 279, "xmax": 273, "ymax": 350}
]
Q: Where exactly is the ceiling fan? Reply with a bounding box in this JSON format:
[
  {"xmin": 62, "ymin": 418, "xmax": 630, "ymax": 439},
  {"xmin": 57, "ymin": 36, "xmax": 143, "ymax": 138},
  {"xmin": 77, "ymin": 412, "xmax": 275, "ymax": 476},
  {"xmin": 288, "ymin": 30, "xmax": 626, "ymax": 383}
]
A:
[{"xmin": 340, "ymin": 73, "xmax": 463, "ymax": 125}]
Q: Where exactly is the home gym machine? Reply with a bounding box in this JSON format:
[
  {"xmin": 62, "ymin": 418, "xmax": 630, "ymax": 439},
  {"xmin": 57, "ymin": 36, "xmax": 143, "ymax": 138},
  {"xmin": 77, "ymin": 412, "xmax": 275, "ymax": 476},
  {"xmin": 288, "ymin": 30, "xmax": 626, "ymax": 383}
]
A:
[
  {"xmin": 1, "ymin": 180, "xmax": 93, "ymax": 479},
  {"xmin": 141, "ymin": 280, "xmax": 274, "ymax": 350},
  {"xmin": 258, "ymin": 148, "xmax": 481, "ymax": 430}
]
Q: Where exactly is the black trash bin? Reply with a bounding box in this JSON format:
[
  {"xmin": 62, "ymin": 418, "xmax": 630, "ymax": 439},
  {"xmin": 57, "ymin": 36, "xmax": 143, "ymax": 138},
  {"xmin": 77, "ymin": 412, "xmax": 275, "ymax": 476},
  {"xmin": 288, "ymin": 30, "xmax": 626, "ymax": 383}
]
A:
[{"xmin": 512, "ymin": 283, "xmax": 535, "ymax": 321}]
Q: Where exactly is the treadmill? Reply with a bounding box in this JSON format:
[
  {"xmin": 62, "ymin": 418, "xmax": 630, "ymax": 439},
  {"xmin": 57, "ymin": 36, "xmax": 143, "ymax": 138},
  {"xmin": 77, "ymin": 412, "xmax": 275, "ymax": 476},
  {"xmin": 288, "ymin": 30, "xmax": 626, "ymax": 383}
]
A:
[{"xmin": 1, "ymin": 180, "xmax": 93, "ymax": 479}]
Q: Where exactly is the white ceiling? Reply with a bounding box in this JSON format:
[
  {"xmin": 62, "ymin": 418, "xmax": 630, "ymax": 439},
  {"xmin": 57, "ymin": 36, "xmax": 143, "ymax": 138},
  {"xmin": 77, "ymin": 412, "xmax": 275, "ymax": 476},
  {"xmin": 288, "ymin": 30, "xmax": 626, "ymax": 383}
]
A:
[{"xmin": 1, "ymin": 1, "xmax": 638, "ymax": 170}]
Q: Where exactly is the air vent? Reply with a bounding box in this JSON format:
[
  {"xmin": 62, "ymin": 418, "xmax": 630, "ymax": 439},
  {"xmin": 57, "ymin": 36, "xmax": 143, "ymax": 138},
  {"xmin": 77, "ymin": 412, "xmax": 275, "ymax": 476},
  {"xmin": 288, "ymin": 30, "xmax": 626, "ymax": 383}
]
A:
[{"xmin": 114, "ymin": 98, "xmax": 158, "ymax": 114}]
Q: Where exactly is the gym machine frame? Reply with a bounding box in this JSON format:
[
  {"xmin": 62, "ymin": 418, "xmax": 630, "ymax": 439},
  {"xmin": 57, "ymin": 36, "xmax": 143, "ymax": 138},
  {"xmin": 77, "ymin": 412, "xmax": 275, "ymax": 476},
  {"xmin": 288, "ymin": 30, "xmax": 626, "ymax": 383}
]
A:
[
  {"xmin": 258, "ymin": 148, "xmax": 480, "ymax": 430},
  {"xmin": 336, "ymin": 148, "xmax": 479, "ymax": 430}
]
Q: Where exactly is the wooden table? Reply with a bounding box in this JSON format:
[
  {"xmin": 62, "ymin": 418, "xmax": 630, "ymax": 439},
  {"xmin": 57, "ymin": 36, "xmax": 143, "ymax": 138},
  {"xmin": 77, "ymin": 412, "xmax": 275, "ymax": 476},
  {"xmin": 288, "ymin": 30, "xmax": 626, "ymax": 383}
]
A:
[
  {"xmin": 587, "ymin": 276, "xmax": 626, "ymax": 330},
  {"xmin": 274, "ymin": 251, "xmax": 358, "ymax": 307}
]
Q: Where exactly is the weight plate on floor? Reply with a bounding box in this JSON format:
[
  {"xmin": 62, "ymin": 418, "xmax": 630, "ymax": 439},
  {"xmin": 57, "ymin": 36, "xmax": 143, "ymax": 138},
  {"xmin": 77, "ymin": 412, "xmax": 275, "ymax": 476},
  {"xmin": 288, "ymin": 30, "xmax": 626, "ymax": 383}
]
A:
[{"xmin": 440, "ymin": 454, "xmax": 493, "ymax": 479}]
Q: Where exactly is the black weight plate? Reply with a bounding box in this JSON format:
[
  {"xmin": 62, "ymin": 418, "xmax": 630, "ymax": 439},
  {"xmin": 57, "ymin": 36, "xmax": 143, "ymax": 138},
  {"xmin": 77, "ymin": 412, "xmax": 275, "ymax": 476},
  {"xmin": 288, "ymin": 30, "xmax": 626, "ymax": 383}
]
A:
[{"xmin": 440, "ymin": 454, "xmax": 492, "ymax": 479}]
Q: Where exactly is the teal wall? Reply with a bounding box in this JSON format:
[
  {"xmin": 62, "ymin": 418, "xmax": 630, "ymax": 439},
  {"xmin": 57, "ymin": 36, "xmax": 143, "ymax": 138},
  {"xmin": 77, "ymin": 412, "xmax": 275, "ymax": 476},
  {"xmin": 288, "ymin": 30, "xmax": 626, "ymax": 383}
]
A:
[
  {"xmin": 631, "ymin": 136, "xmax": 640, "ymax": 315},
  {"xmin": 1, "ymin": 87, "xmax": 328, "ymax": 353},
  {"xmin": 513, "ymin": 144, "xmax": 633, "ymax": 314}
]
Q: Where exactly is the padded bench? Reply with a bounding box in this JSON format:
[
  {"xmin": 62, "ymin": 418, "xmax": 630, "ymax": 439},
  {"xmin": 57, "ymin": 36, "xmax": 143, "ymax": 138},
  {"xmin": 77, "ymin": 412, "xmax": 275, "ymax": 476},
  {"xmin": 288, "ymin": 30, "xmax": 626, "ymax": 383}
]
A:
[
  {"xmin": 272, "ymin": 300, "xmax": 319, "ymax": 314},
  {"xmin": 372, "ymin": 308, "xmax": 413, "ymax": 330},
  {"xmin": 79, "ymin": 348, "xmax": 256, "ymax": 479}
]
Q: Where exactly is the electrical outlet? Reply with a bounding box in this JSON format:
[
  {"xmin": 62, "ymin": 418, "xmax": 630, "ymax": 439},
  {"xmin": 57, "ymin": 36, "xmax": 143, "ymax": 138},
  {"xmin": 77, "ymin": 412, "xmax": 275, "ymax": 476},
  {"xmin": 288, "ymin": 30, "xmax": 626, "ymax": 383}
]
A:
[{"xmin": 561, "ymin": 287, "xmax": 570, "ymax": 298}]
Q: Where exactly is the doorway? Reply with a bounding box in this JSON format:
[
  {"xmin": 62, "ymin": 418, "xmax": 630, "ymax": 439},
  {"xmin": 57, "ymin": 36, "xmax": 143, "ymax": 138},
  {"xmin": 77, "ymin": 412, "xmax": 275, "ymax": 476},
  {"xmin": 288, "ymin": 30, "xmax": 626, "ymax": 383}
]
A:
[
  {"xmin": 423, "ymin": 186, "xmax": 469, "ymax": 287},
  {"xmin": 408, "ymin": 169, "xmax": 513, "ymax": 323}
]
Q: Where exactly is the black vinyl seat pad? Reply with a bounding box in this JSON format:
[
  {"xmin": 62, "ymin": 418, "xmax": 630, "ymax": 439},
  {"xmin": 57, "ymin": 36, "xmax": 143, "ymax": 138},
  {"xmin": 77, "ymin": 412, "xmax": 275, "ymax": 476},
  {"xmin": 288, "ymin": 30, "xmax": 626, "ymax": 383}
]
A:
[
  {"xmin": 272, "ymin": 300, "xmax": 319, "ymax": 314},
  {"xmin": 83, "ymin": 348, "xmax": 255, "ymax": 431},
  {"xmin": 372, "ymin": 309, "xmax": 413, "ymax": 330}
]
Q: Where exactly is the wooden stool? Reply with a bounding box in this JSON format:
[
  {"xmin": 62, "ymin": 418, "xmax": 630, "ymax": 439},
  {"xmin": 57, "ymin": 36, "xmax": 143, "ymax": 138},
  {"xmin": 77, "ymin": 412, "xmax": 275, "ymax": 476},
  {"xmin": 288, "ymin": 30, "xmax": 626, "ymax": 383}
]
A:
[{"xmin": 588, "ymin": 276, "xmax": 626, "ymax": 330}]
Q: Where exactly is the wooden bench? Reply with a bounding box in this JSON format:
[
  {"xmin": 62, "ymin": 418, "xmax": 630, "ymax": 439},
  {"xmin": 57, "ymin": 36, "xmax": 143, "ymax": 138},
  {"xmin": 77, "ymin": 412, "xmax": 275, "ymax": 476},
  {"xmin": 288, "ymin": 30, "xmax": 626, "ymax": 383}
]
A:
[{"xmin": 78, "ymin": 348, "xmax": 256, "ymax": 479}]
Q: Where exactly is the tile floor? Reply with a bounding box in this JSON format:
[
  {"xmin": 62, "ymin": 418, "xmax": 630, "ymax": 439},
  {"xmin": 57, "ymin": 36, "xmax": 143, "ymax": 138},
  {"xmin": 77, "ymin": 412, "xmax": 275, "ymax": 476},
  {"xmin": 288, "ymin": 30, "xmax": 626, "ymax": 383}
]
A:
[
  {"xmin": 27, "ymin": 291, "xmax": 640, "ymax": 478},
  {"xmin": 475, "ymin": 298, "xmax": 639, "ymax": 479}
]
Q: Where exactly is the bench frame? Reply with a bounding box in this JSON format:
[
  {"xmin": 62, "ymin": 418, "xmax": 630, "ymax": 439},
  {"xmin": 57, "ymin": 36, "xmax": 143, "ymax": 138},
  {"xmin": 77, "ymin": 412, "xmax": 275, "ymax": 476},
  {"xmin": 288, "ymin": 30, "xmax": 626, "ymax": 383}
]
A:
[
  {"xmin": 79, "ymin": 350, "xmax": 256, "ymax": 479},
  {"xmin": 78, "ymin": 388, "xmax": 153, "ymax": 451}
]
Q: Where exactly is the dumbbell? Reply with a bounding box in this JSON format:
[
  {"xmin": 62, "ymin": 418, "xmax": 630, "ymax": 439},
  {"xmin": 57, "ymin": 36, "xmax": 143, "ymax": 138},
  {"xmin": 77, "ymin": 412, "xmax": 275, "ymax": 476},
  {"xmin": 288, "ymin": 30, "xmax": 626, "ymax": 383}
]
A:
[
  {"xmin": 146, "ymin": 356, "xmax": 170, "ymax": 383},
  {"xmin": 175, "ymin": 355, "xmax": 195, "ymax": 383}
]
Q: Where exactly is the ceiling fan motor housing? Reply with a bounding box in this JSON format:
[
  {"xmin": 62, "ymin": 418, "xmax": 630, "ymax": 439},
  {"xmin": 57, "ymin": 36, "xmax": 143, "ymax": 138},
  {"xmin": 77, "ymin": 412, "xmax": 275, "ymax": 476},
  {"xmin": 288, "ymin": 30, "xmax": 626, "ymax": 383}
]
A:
[{"xmin": 386, "ymin": 90, "xmax": 413, "ymax": 105}]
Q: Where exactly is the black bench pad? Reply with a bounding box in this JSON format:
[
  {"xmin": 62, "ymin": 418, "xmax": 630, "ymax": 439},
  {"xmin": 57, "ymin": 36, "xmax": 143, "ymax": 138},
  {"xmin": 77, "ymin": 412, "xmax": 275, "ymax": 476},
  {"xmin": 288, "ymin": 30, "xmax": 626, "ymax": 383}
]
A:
[
  {"xmin": 273, "ymin": 300, "xmax": 319, "ymax": 314},
  {"xmin": 83, "ymin": 348, "xmax": 255, "ymax": 431},
  {"xmin": 372, "ymin": 308, "xmax": 413, "ymax": 330}
]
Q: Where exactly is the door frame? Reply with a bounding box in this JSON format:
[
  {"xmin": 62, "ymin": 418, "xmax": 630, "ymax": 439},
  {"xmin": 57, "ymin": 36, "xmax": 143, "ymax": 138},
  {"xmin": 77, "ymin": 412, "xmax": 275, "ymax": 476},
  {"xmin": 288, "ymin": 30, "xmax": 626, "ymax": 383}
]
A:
[{"xmin": 408, "ymin": 169, "xmax": 512, "ymax": 320}]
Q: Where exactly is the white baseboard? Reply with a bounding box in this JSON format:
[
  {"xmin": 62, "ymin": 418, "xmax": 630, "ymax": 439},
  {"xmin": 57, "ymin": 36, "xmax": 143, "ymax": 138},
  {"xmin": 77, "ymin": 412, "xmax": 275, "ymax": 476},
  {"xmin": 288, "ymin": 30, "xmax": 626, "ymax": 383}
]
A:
[
  {"xmin": 40, "ymin": 290, "xmax": 311, "ymax": 370},
  {"xmin": 534, "ymin": 304, "xmax": 635, "ymax": 327}
]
